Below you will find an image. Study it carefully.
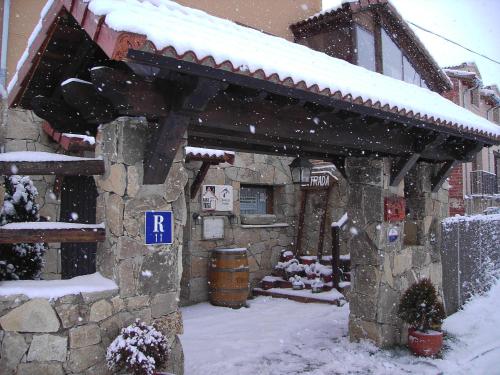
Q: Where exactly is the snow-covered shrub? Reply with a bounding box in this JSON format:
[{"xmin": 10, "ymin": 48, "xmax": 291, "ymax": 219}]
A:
[
  {"xmin": 275, "ymin": 258, "xmax": 305, "ymax": 278},
  {"xmin": 398, "ymin": 278, "xmax": 445, "ymax": 332},
  {"xmin": 106, "ymin": 319, "xmax": 169, "ymax": 375},
  {"xmin": 0, "ymin": 176, "xmax": 46, "ymax": 280},
  {"xmin": 290, "ymin": 275, "xmax": 305, "ymax": 290},
  {"xmin": 304, "ymin": 262, "xmax": 332, "ymax": 278}
]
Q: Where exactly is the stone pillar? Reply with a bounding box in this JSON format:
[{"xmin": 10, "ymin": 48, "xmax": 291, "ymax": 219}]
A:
[
  {"xmin": 95, "ymin": 117, "xmax": 187, "ymax": 374},
  {"xmin": 346, "ymin": 157, "xmax": 404, "ymax": 347},
  {"xmin": 347, "ymin": 157, "xmax": 446, "ymax": 347}
]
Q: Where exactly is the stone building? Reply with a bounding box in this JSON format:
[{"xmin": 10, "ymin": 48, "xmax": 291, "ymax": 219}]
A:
[
  {"xmin": 0, "ymin": 1, "xmax": 499, "ymax": 374},
  {"xmin": 443, "ymin": 63, "xmax": 500, "ymax": 215}
]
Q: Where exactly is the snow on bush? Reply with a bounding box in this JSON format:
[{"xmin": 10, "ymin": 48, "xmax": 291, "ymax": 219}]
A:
[
  {"xmin": 106, "ymin": 319, "xmax": 169, "ymax": 375},
  {"xmin": 0, "ymin": 176, "xmax": 46, "ymax": 280}
]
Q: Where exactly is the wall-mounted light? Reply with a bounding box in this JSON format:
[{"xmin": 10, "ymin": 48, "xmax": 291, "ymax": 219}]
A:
[
  {"xmin": 192, "ymin": 212, "xmax": 202, "ymax": 225},
  {"xmin": 289, "ymin": 157, "xmax": 313, "ymax": 185}
]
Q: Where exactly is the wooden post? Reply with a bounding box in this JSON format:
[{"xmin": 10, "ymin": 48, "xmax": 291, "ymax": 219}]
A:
[
  {"xmin": 331, "ymin": 225, "xmax": 340, "ymax": 289},
  {"xmin": 190, "ymin": 161, "xmax": 211, "ymax": 199},
  {"xmin": 294, "ymin": 188, "xmax": 308, "ymax": 257},
  {"xmin": 317, "ymin": 184, "xmax": 333, "ymax": 261}
]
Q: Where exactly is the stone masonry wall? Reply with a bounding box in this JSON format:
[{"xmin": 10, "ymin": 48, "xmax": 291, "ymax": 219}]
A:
[
  {"xmin": 181, "ymin": 153, "xmax": 297, "ymax": 305},
  {"xmin": 94, "ymin": 117, "xmax": 187, "ymax": 374},
  {"xmin": 347, "ymin": 158, "xmax": 446, "ymax": 347},
  {"xmin": 0, "ymin": 103, "xmax": 62, "ymax": 279},
  {"xmin": 181, "ymin": 153, "xmax": 350, "ymax": 305}
]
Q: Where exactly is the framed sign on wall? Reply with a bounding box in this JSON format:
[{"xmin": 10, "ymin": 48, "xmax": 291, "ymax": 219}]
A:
[{"xmin": 201, "ymin": 185, "xmax": 233, "ymax": 212}]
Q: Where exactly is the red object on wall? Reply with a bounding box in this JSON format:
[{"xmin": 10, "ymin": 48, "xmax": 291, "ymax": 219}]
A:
[{"xmin": 384, "ymin": 197, "xmax": 406, "ymax": 222}]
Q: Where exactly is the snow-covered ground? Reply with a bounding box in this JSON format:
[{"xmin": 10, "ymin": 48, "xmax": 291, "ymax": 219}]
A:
[{"xmin": 181, "ymin": 279, "xmax": 500, "ymax": 375}]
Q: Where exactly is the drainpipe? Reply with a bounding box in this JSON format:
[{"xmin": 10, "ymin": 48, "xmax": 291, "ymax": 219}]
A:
[
  {"xmin": 0, "ymin": 0, "xmax": 10, "ymax": 153},
  {"xmin": 486, "ymin": 103, "xmax": 500, "ymax": 175},
  {"xmin": 1, "ymin": 0, "xmax": 10, "ymax": 88}
]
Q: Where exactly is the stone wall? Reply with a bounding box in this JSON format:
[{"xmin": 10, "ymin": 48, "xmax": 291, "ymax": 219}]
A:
[
  {"xmin": 0, "ymin": 103, "xmax": 62, "ymax": 279},
  {"xmin": 181, "ymin": 153, "xmax": 350, "ymax": 305},
  {"xmin": 347, "ymin": 158, "xmax": 446, "ymax": 347},
  {"xmin": 181, "ymin": 153, "xmax": 297, "ymax": 305},
  {"xmin": 94, "ymin": 117, "xmax": 186, "ymax": 374}
]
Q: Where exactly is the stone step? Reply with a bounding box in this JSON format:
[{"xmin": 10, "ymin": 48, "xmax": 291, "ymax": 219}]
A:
[{"xmin": 253, "ymin": 287, "xmax": 345, "ymax": 306}]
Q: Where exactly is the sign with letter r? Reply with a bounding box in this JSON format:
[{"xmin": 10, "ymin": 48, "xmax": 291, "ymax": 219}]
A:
[{"xmin": 145, "ymin": 211, "xmax": 173, "ymax": 245}]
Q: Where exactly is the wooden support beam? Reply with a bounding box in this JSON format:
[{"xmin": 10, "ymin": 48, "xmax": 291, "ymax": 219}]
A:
[
  {"xmin": 431, "ymin": 160, "xmax": 458, "ymax": 193},
  {"xmin": 143, "ymin": 78, "xmax": 227, "ymax": 184},
  {"xmin": 190, "ymin": 161, "xmax": 211, "ymax": 199},
  {"xmin": 331, "ymin": 157, "xmax": 347, "ymax": 180},
  {"xmin": 0, "ymin": 159, "xmax": 105, "ymax": 176},
  {"xmin": 0, "ymin": 224, "xmax": 105, "ymax": 244},
  {"xmin": 61, "ymin": 79, "xmax": 117, "ymax": 124},
  {"xmin": 294, "ymin": 189, "xmax": 308, "ymax": 257},
  {"xmin": 390, "ymin": 153, "xmax": 420, "ymax": 187},
  {"xmin": 90, "ymin": 66, "xmax": 169, "ymax": 118}
]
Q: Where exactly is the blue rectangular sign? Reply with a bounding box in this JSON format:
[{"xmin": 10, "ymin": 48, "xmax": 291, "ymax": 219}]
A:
[{"xmin": 145, "ymin": 211, "xmax": 173, "ymax": 245}]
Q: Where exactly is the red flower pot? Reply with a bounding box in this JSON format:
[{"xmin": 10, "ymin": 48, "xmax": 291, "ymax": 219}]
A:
[{"xmin": 408, "ymin": 328, "xmax": 443, "ymax": 357}]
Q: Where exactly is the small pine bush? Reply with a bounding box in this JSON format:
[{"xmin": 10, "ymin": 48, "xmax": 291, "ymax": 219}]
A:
[
  {"xmin": 0, "ymin": 176, "xmax": 46, "ymax": 280},
  {"xmin": 398, "ymin": 278, "xmax": 445, "ymax": 332},
  {"xmin": 106, "ymin": 320, "xmax": 169, "ymax": 375}
]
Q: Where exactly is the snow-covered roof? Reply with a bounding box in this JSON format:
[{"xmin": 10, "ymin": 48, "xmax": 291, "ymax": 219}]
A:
[
  {"xmin": 185, "ymin": 146, "xmax": 235, "ymax": 164},
  {"xmin": 7, "ymin": 0, "xmax": 500, "ymax": 142},
  {"xmin": 291, "ymin": 0, "xmax": 453, "ymax": 91},
  {"xmin": 0, "ymin": 151, "xmax": 100, "ymax": 162}
]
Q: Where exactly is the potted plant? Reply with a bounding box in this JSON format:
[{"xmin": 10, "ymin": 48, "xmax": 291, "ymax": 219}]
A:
[
  {"xmin": 106, "ymin": 319, "xmax": 170, "ymax": 375},
  {"xmin": 398, "ymin": 278, "xmax": 446, "ymax": 357},
  {"xmin": 290, "ymin": 275, "xmax": 305, "ymax": 290}
]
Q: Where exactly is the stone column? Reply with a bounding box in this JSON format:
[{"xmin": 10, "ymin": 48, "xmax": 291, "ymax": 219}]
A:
[
  {"xmin": 347, "ymin": 158, "xmax": 446, "ymax": 347},
  {"xmin": 346, "ymin": 157, "xmax": 404, "ymax": 347},
  {"xmin": 95, "ymin": 117, "xmax": 187, "ymax": 374}
]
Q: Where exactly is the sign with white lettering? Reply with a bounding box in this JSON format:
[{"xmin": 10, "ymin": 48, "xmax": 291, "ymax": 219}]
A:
[
  {"xmin": 308, "ymin": 172, "xmax": 331, "ymax": 188},
  {"xmin": 201, "ymin": 185, "xmax": 233, "ymax": 211},
  {"xmin": 145, "ymin": 211, "xmax": 173, "ymax": 245}
]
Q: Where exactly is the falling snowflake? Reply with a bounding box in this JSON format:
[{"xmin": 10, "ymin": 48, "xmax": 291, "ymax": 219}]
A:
[
  {"xmin": 141, "ymin": 270, "xmax": 153, "ymax": 278},
  {"xmin": 249, "ymin": 124, "xmax": 256, "ymax": 134}
]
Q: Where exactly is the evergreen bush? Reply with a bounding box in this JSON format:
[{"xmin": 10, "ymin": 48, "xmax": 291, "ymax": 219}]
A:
[
  {"xmin": 106, "ymin": 319, "xmax": 169, "ymax": 375},
  {"xmin": 0, "ymin": 175, "xmax": 46, "ymax": 280},
  {"xmin": 398, "ymin": 278, "xmax": 445, "ymax": 332}
]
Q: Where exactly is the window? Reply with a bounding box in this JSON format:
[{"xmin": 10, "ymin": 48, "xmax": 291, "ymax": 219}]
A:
[
  {"xmin": 356, "ymin": 25, "xmax": 376, "ymax": 71},
  {"xmin": 470, "ymin": 88, "xmax": 480, "ymax": 107},
  {"xmin": 494, "ymin": 108, "xmax": 500, "ymax": 124},
  {"xmin": 240, "ymin": 185, "xmax": 272, "ymax": 214},
  {"xmin": 381, "ymin": 28, "xmax": 402, "ymax": 80},
  {"xmin": 403, "ymin": 56, "xmax": 420, "ymax": 86}
]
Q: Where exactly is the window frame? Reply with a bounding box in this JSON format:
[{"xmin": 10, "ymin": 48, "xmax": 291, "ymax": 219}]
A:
[
  {"xmin": 239, "ymin": 185, "xmax": 274, "ymax": 215},
  {"xmin": 355, "ymin": 24, "xmax": 376, "ymax": 72}
]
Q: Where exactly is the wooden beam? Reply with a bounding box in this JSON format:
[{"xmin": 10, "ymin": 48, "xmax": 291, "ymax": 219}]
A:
[
  {"xmin": 0, "ymin": 160, "xmax": 105, "ymax": 176},
  {"xmin": 294, "ymin": 189, "xmax": 308, "ymax": 257},
  {"xmin": 390, "ymin": 153, "xmax": 420, "ymax": 187},
  {"xmin": 431, "ymin": 160, "xmax": 458, "ymax": 193},
  {"xmin": 190, "ymin": 161, "xmax": 211, "ymax": 199},
  {"xmin": 143, "ymin": 78, "xmax": 227, "ymax": 184},
  {"xmin": 90, "ymin": 66, "xmax": 169, "ymax": 118},
  {"xmin": 127, "ymin": 51, "xmax": 500, "ymax": 146},
  {"xmin": 61, "ymin": 79, "xmax": 117, "ymax": 124},
  {"xmin": 31, "ymin": 96, "xmax": 92, "ymax": 134},
  {"xmin": 0, "ymin": 225, "xmax": 105, "ymax": 244}
]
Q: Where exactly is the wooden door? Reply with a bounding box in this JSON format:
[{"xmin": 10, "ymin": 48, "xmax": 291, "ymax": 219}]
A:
[{"xmin": 60, "ymin": 176, "xmax": 98, "ymax": 279}]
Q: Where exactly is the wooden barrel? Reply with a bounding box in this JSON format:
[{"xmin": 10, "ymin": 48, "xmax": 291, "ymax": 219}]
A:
[{"xmin": 208, "ymin": 248, "xmax": 249, "ymax": 308}]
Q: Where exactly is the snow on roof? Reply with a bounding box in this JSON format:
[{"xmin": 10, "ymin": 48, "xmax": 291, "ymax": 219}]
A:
[
  {"xmin": 309, "ymin": 0, "xmax": 358, "ymax": 19},
  {"xmin": 444, "ymin": 69, "xmax": 478, "ymax": 79},
  {"xmin": 1, "ymin": 222, "xmax": 105, "ymax": 230},
  {"xmin": 0, "ymin": 272, "xmax": 117, "ymax": 299},
  {"xmin": 185, "ymin": 146, "xmax": 234, "ymax": 159},
  {"xmin": 83, "ymin": 0, "xmax": 499, "ymax": 140},
  {"xmin": 0, "ymin": 151, "xmax": 101, "ymax": 162}
]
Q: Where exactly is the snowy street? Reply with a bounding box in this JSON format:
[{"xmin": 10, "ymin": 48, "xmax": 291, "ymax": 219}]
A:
[{"xmin": 181, "ymin": 280, "xmax": 500, "ymax": 375}]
